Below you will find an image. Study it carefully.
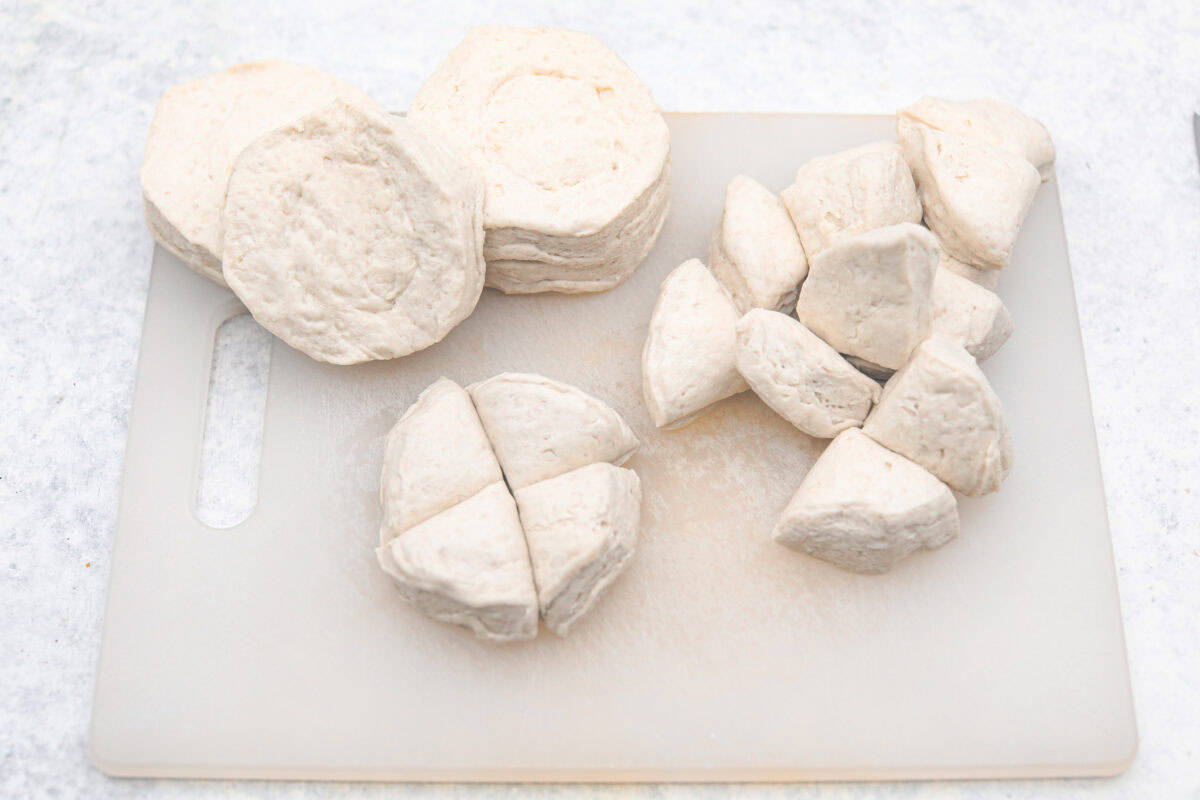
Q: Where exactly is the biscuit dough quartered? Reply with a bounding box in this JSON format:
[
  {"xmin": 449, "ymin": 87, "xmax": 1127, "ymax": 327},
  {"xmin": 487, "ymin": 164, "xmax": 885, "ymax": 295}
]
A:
[{"xmin": 931, "ymin": 267, "xmax": 1014, "ymax": 361}]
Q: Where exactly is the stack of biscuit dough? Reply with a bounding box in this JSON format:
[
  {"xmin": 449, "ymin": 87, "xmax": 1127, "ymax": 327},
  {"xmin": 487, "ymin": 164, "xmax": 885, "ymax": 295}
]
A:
[{"xmin": 140, "ymin": 27, "xmax": 671, "ymax": 364}]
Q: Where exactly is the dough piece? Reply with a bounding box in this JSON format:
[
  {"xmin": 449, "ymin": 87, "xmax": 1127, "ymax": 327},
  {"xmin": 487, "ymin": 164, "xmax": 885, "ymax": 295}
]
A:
[
  {"xmin": 408, "ymin": 26, "xmax": 671, "ymax": 294},
  {"xmin": 734, "ymin": 309, "xmax": 880, "ymax": 438},
  {"xmin": 468, "ymin": 373, "xmax": 639, "ymax": 490},
  {"xmin": 708, "ymin": 175, "xmax": 808, "ymax": 313},
  {"xmin": 642, "ymin": 259, "xmax": 748, "ymax": 429},
  {"xmin": 941, "ymin": 248, "xmax": 1000, "ymax": 290},
  {"xmin": 863, "ymin": 336, "xmax": 1013, "ymax": 496},
  {"xmin": 898, "ymin": 109, "xmax": 1041, "ymax": 271},
  {"xmin": 781, "ymin": 141, "xmax": 922, "ymax": 260},
  {"xmin": 515, "ymin": 463, "xmax": 641, "ymax": 636},
  {"xmin": 377, "ymin": 482, "xmax": 538, "ymax": 642},
  {"xmin": 140, "ymin": 61, "xmax": 374, "ymax": 285},
  {"xmin": 932, "ymin": 267, "xmax": 1014, "ymax": 361},
  {"xmin": 900, "ymin": 95, "xmax": 1055, "ymax": 180},
  {"xmin": 222, "ymin": 100, "xmax": 486, "ymax": 365},
  {"xmin": 773, "ymin": 428, "xmax": 959, "ymax": 574},
  {"xmin": 378, "ymin": 378, "xmax": 503, "ymax": 546},
  {"xmin": 795, "ymin": 223, "xmax": 938, "ymax": 371}
]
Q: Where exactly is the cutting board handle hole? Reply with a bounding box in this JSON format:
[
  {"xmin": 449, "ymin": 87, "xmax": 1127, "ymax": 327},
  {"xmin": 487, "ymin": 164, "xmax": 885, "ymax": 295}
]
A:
[{"xmin": 194, "ymin": 312, "xmax": 272, "ymax": 529}]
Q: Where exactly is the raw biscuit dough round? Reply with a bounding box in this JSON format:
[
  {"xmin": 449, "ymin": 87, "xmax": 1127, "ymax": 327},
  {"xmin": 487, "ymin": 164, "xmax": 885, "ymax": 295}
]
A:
[
  {"xmin": 222, "ymin": 100, "xmax": 486, "ymax": 365},
  {"xmin": 408, "ymin": 26, "xmax": 671, "ymax": 294},
  {"xmin": 140, "ymin": 60, "xmax": 375, "ymax": 285}
]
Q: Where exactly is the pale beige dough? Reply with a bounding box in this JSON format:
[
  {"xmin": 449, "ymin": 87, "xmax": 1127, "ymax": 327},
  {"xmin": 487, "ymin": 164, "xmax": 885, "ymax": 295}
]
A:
[
  {"xmin": 140, "ymin": 60, "xmax": 374, "ymax": 285},
  {"xmin": 222, "ymin": 100, "xmax": 485, "ymax": 365},
  {"xmin": 863, "ymin": 336, "xmax": 1013, "ymax": 496},
  {"xmin": 515, "ymin": 463, "xmax": 641, "ymax": 636},
  {"xmin": 774, "ymin": 428, "xmax": 959, "ymax": 574},
  {"xmin": 408, "ymin": 26, "xmax": 671, "ymax": 294}
]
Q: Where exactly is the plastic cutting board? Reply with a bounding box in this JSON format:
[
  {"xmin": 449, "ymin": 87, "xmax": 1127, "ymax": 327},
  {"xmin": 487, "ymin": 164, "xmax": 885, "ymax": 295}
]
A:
[{"xmin": 90, "ymin": 113, "xmax": 1137, "ymax": 781}]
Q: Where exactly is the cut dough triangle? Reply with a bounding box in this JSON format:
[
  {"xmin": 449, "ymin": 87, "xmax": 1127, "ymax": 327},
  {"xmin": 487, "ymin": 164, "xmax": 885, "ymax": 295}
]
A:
[
  {"xmin": 378, "ymin": 378, "xmax": 503, "ymax": 546},
  {"xmin": 642, "ymin": 259, "xmax": 748, "ymax": 429},
  {"xmin": 863, "ymin": 336, "xmax": 1013, "ymax": 496},
  {"xmin": 795, "ymin": 223, "xmax": 938, "ymax": 371},
  {"xmin": 515, "ymin": 463, "xmax": 641, "ymax": 636},
  {"xmin": 774, "ymin": 428, "xmax": 959, "ymax": 574},
  {"xmin": 781, "ymin": 141, "xmax": 922, "ymax": 260},
  {"xmin": 899, "ymin": 116, "xmax": 1040, "ymax": 271},
  {"xmin": 377, "ymin": 482, "xmax": 538, "ymax": 643},
  {"xmin": 468, "ymin": 373, "xmax": 639, "ymax": 490},
  {"xmin": 735, "ymin": 309, "xmax": 880, "ymax": 439},
  {"xmin": 708, "ymin": 175, "xmax": 807, "ymax": 313},
  {"xmin": 931, "ymin": 267, "xmax": 1014, "ymax": 361}
]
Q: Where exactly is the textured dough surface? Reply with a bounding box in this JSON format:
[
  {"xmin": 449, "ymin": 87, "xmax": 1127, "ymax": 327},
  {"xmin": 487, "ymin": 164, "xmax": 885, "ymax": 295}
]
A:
[
  {"xmin": 795, "ymin": 223, "xmax": 938, "ymax": 371},
  {"xmin": 774, "ymin": 428, "xmax": 959, "ymax": 574},
  {"xmin": 515, "ymin": 463, "xmax": 641, "ymax": 636},
  {"xmin": 378, "ymin": 378, "xmax": 502, "ymax": 546},
  {"xmin": 468, "ymin": 373, "xmax": 639, "ymax": 490},
  {"xmin": 140, "ymin": 60, "xmax": 374, "ymax": 285},
  {"xmin": 781, "ymin": 141, "xmax": 922, "ymax": 260},
  {"xmin": 898, "ymin": 111, "xmax": 1040, "ymax": 271},
  {"xmin": 863, "ymin": 336, "xmax": 1013, "ymax": 496},
  {"xmin": 408, "ymin": 26, "xmax": 671, "ymax": 293},
  {"xmin": 222, "ymin": 100, "xmax": 485, "ymax": 364},
  {"xmin": 377, "ymin": 482, "xmax": 538, "ymax": 642},
  {"xmin": 708, "ymin": 175, "xmax": 807, "ymax": 312},
  {"xmin": 642, "ymin": 259, "xmax": 748, "ymax": 429},
  {"xmin": 931, "ymin": 267, "xmax": 1014, "ymax": 361},
  {"xmin": 735, "ymin": 309, "xmax": 880, "ymax": 438}
]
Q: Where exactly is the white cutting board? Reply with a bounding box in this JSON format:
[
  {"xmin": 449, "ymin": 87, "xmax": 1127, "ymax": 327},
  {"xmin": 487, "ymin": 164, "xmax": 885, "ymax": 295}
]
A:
[{"xmin": 90, "ymin": 114, "xmax": 1136, "ymax": 782}]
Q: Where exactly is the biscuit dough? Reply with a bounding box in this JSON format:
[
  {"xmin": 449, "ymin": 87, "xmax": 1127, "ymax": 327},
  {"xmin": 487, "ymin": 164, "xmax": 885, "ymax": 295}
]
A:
[
  {"xmin": 708, "ymin": 175, "xmax": 808, "ymax": 313},
  {"xmin": 222, "ymin": 101, "xmax": 486, "ymax": 364},
  {"xmin": 642, "ymin": 259, "xmax": 748, "ymax": 429},
  {"xmin": 141, "ymin": 61, "xmax": 374, "ymax": 285},
  {"xmin": 863, "ymin": 336, "xmax": 1013, "ymax": 496},
  {"xmin": 781, "ymin": 141, "xmax": 922, "ymax": 260},
  {"xmin": 735, "ymin": 309, "xmax": 879, "ymax": 438},
  {"xmin": 469, "ymin": 373, "xmax": 639, "ymax": 490},
  {"xmin": 773, "ymin": 428, "xmax": 959, "ymax": 574},
  {"xmin": 377, "ymin": 482, "xmax": 539, "ymax": 642},
  {"xmin": 409, "ymin": 26, "xmax": 671, "ymax": 294},
  {"xmin": 795, "ymin": 223, "xmax": 938, "ymax": 371},
  {"xmin": 515, "ymin": 463, "xmax": 641, "ymax": 636}
]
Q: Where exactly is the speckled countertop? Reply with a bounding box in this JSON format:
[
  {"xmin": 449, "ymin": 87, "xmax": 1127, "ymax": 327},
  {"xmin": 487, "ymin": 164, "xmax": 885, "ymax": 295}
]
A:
[{"xmin": 2, "ymin": 1, "xmax": 1198, "ymax": 797}]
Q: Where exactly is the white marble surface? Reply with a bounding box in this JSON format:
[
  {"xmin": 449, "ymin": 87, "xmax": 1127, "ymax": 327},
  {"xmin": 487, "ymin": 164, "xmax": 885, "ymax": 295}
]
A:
[{"xmin": 2, "ymin": 0, "xmax": 1198, "ymax": 797}]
